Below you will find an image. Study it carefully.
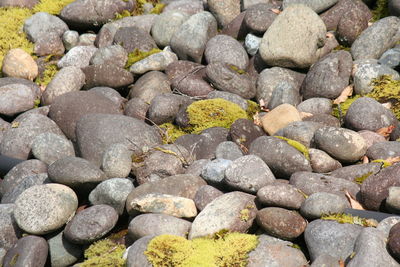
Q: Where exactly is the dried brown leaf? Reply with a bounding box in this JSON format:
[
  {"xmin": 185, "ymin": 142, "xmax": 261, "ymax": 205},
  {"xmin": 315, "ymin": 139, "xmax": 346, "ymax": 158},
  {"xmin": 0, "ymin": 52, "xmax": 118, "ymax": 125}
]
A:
[
  {"xmin": 376, "ymin": 125, "xmax": 395, "ymax": 138},
  {"xmin": 345, "ymin": 191, "xmax": 364, "ymax": 210},
  {"xmin": 385, "ymin": 156, "xmax": 400, "ymax": 165},
  {"xmin": 300, "ymin": 112, "xmax": 313, "ymax": 119},
  {"xmin": 333, "ymin": 85, "xmax": 353, "ymax": 105},
  {"xmin": 339, "ymin": 259, "xmax": 345, "ymax": 267},
  {"xmin": 270, "ymin": 8, "xmax": 281, "ymax": 14},
  {"xmin": 362, "ymin": 155, "xmax": 369, "ymax": 164}
]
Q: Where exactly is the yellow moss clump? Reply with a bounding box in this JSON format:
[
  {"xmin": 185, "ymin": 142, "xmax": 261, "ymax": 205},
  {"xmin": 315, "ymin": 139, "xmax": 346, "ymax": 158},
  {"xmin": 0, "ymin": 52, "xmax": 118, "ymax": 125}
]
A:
[
  {"xmin": 133, "ymin": 0, "xmax": 164, "ymax": 15},
  {"xmin": 80, "ymin": 238, "xmax": 126, "ymax": 267},
  {"xmin": 333, "ymin": 45, "xmax": 351, "ymax": 51},
  {"xmin": 368, "ymin": 75, "xmax": 400, "ymax": 119},
  {"xmin": 332, "ymin": 95, "xmax": 361, "ymax": 119},
  {"xmin": 34, "ymin": 63, "xmax": 59, "ymax": 86},
  {"xmin": 114, "ymin": 9, "xmax": 132, "ymax": 20},
  {"xmin": 186, "ymin": 98, "xmax": 249, "ymax": 134},
  {"xmin": 321, "ymin": 213, "xmax": 378, "ymax": 227},
  {"xmin": 372, "ymin": 159, "xmax": 393, "ymax": 168},
  {"xmin": 125, "ymin": 48, "xmax": 162, "ymax": 69},
  {"xmin": 246, "ymin": 100, "xmax": 260, "ymax": 118},
  {"xmin": 159, "ymin": 122, "xmax": 187, "ymax": 144},
  {"xmin": 354, "ymin": 171, "xmax": 373, "ymax": 184},
  {"xmin": 144, "ymin": 233, "xmax": 259, "ymax": 267},
  {"xmin": 32, "ymin": 0, "xmax": 75, "ymax": 15},
  {"xmin": 274, "ymin": 136, "xmax": 310, "ymax": 160}
]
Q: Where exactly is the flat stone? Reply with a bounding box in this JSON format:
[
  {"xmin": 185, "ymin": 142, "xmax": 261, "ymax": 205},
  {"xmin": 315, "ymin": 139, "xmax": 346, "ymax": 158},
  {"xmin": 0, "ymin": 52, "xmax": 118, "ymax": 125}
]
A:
[
  {"xmin": 47, "ymin": 230, "xmax": 82, "ymax": 267},
  {"xmin": 0, "ymin": 84, "xmax": 35, "ymax": 116},
  {"xmin": 366, "ymin": 141, "xmax": 400, "ymax": 160},
  {"xmin": 101, "ymin": 143, "xmax": 133, "ymax": 178},
  {"xmin": 257, "ymin": 183, "xmax": 306, "ymax": 210},
  {"xmin": 128, "ymin": 71, "xmax": 171, "ymax": 103},
  {"xmin": 193, "ymin": 185, "xmax": 224, "ymax": 211},
  {"xmin": 57, "ymin": 45, "xmax": 98, "ymax": 68},
  {"xmin": 215, "ymin": 141, "xmax": 244, "ymax": 160},
  {"xmin": 83, "ymin": 63, "xmax": 134, "ymax": 90},
  {"xmin": 23, "ymin": 12, "xmax": 68, "ymax": 43},
  {"xmin": 2, "ymin": 236, "xmax": 48, "ymax": 267},
  {"xmin": 207, "ymin": 0, "xmax": 240, "ymax": 28},
  {"xmin": 31, "ymin": 133, "xmax": 75, "ymax": 165}
]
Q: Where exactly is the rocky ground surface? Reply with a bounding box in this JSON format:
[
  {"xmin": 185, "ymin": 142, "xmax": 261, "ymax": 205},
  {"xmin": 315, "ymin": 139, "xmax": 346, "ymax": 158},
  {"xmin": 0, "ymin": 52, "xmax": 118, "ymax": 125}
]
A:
[{"xmin": 1, "ymin": 0, "xmax": 400, "ymax": 266}]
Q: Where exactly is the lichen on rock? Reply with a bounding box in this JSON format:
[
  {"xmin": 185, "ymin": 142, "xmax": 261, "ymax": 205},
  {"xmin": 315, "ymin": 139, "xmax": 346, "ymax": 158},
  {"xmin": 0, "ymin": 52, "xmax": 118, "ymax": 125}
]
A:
[
  {"xmin": 80, "ymin": 238, "xmax": 126, "ymax": 267},
  {"xmin": 125, "ymin": 48, "xmax": 162, "ymax": 69}
]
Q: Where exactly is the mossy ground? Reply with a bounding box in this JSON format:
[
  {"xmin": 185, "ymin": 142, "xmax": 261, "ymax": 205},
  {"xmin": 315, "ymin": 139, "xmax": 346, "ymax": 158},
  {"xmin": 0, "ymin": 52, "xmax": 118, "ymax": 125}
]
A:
[
  {"xmin": 144, "ymin": 233, "xmax": 259, "ymax": 267},
  {"xmin": 34, "ymin": 63, "xmax": 59, "ymax": 86}
]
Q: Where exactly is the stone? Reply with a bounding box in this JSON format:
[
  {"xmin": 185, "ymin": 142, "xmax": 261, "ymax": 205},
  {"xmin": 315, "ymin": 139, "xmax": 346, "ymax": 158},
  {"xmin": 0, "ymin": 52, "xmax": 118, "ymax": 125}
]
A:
[
  {"xmin": 313, "ymin": 126, "xmax": 367, "ymax": 163},
  {"xmin": 257, "ymin": 182, "xmax": 306, "ymax": 210},
  {"xmin": 379, "ymin": 47, "xmax": 400, "ymax": 69},
  {"xmin": 229, "ymin": 118, "xmax": 265, "ymax": 150},
  {"xmin": 89, "ymin": 178, "xmax": 134, "ymax": 215},
  {"xmin": 33, "ymin": 33, "xmax": 65, "ymax": 57},
  {"xmin": 276, "ymin": 121, "xmax": 323, "ymax": 148},
  {"xmin": 1, "ymin": 48, "xmax": 38, "ymax": 80},
  {"xmin": 259, "ymin": 4, "xmax": 327, "ymax": 68},
  {"xmin": 300, "ymin": 192, "xmax": 349, "ymax": 219},
  {"xmin": 128, "ymin": 71, "xmax": 171, "ymax": 103},
  {"xmin": 256, "ymin": 207, "xmax": 307, "ymax": 240},
  {"xmin": 283, "ymin": 0, "xmax": 338, "ymax": 13},
  {"xmin": 267, "ymin": 81, "xmax": 302, "ymax": 110},
  {"xmin": 389, "ymin": 222, "xmax": 400, "ymax": 262},
  {"xmin": 64, "ymin": 204, "xmax": 119, "ymax": 244},
  {"xmin": 310, "ymin": 254, "xmax": 341, "ymax": 267},
  {"xmin": 302, "ymin": 51, "xmax": 352, "ymax": 99},
  {"xmin": 351, "ymin": 16, "xmax": 400, "ymax": 60},
  {"xmin": 304, "ymin": 219, "xmax": 363, "ymax": 261},
  {"xmin": 260, "ymin": 104, "xmax": 302, "ymax": 136},
  {"xmin": 0, "ymin": 0, "xmax": 37, "ymax": 8},
  {"xmin": 378, "ymin": 216, "xmax": 400, "ymax": 238},
  {"xmin": 208, "ymin": 90, "xmax": 248, "ymax": 111},
  {"xmin": 151, "ymin": 11, "xmax": 190, "ymax": 48},
  {"xmin": 366, "ymin": 141, "xmax": 400, "ymax": 160},
  {"xmin": 101, "ymin": 143, "xmax": 133, "ymax": 178},
  {"xmin": 89, "ymin": 44, "xmax": 128, "ymax": 68},
  {"xmin": 57, "ymin": 45, "xmax": 98, "ymax": 69},
  {"xmin": 170, "ymin": 11, "xmax": 218, "ymax": 63},
  {"xmin": 14, "ymin": 184, "xmax": 78, "ymax": 235},
  {"xmin": 0, "ymin": 204, "xmax": 21, "ymax": 250},
  {"xmin": 31, "ymin": 133, "xmax": 74, "ymax": 165},
  {"xmin": 148, "ymin": 93, "xmax": 190, "ymax": 125},
  {"xmin": 358, "ymin": 130, "xmax": 388, "ymax": 149},
  {"xmin": 89, "ymin": 87, "xmax": 126, "ymax": 109},
  {"xmin": 0, "ymin": 84, "xmax": 35, "ymax": 116},
  {"xmin": 201, "ymin": 158, "xmax": 233, "ymax": 185},
  {"xmin": 207, "ymin": 0, "xmax": 240, "ymax": 27},
  {"xmin": 224, "ymin": 155, "xmax": 276, "ymax": 193},
  {"xmin": 60, "ymin": 0, "xmax": 135, "ymax": 30},
  {"xmin": 129, "ymin": 50, "xmax": 178, "ymax": 75},
  {"xmin": 387, "ymin": 187, "xmax": 400, "ymax": 213},
  {"xmin": 83, "ymin": 63, "xmax": 134, "ymax": 90},
  {"xmin": 47, "ymin": 231, "xmax": 82, "ymax": 267},
  {"xmin": 220, "ymin": 11, "xmax": 247, "ymax": 40},
  {"xmin": 48, "ymin": 91, "xmax": 122, "ymax": 141},
  {"xmin": 41, "ymin": 66, "xmax": 85, "ymax": 106},
  {"xmin": 2, "ymin": 236, "xmax": 48, "ymax": 267},
  {"xmin": 297, "ymin": 98, "xmax": 333, "ymax": 115},
  {"xmin": 193, "ymin": 185, "xmax": 223, "ymax": 211},
  {"xmin": 62, "ymin": 30, "xmax": 79, "ymax": 51},
  {"xmin": 126, "ymin": 236, "xmax": 153, "ymax": 267},
  {"xmin": 114, "ymin": 26, "xmax": 157, "ymax": 53},
  {"xmin": 244, "ymin": 34, "xmax": 262, "ymax": 56},
  {"xmin": 304, "ymin": 114, "xmax": 340, "ymax": 127},
  {"xmin": 244, "ymin": 3, "xmax": 279, "ymax": 34},
  {"xmin": 23, "ymin": 12, "xmax": 68, "ymax": 43},
  {"xmin": 215, "ymin": 141, "xmax": 244, "ymax": 160},
  {"xmin": 0, "ymin": 114, "xmax": 64, "ymax": 160},
  {"xmin": 309, "ymin": 148, "xmax": 342, "ymax": 173},
  {"xmin": 124, "ymin": 97, "xmax": 149, "ymax": 120},
  {"xmin": 189, "ymin": 191, "xmax": 257, "ymax": 239},
  {"xmin": 204, "ymin": 34, "xmax": 249, "ymax": 70},
  {"xmin": 78, "ymin": 33, "xmax": 96, "ymax": 46}
]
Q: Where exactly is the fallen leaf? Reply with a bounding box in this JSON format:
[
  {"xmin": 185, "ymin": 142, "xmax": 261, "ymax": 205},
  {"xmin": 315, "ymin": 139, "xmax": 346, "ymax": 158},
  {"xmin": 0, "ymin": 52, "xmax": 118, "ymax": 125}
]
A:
[
  {"xmin": 381, "ymin": 102, "xmax": 392, "ymax": 109},
  {"xmin": 259, "ymin": 99, "xmax": 269, "ymax": 112},
  {"xmin": 339, "ymin": 259, "xmax": 345, "ymax": 267},
  {"xmin": 376, "ymin": 125, "xmax": 395, "ymax": 139},
  {"xmin": 300, "ymin": 112, "xmax": 313, "ymax": 119},
  {"xmin": 270, "ymin": 8, "xmax": 281, "ymax": 14},
  {"xmin": 385, "ymin": 156, "xmax": 400, "ymax": 165},
  {"xmin": 253, "ymin": 112, "xmax": 262, "ymax": 127},
  {"xmin": 362, "ymin": 155, "xmax": 369, "ymax": 164},
  {"xmin": 333, "ymin": 85, "xmax": 353, "ymax": 105},
  {"xmin": 345, "ymin": 191, "xmax": 364, "ymax": 210},
  {"xmin": 11, "ymin": 122, "xmax": 20, "ymax": 128}
]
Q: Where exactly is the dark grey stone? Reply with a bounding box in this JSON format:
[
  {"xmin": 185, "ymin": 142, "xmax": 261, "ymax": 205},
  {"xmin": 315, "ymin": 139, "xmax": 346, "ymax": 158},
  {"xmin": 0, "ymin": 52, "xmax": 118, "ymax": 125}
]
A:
[
  {"xmin": 126, "ymin": 236, "xmax": 153, "ymax": 267},
  {"xmin": 0, "ymin": 204, "xmax": 21, "ymax": 250},
  {"xmin": 366, "ymin": 141, "xmax": 400, "ymax": 160},
  {"xmin": 47, "ymin": 231, "xmax": 82, "ymax": 267},
  {"xmin": 31, "ymin": 133, "xmax": 75, "ymax": 165},
  {"xmin": 193, "ymin": 185, "xmax": 223, "ymax": 211},
  {"xmin": 300, "ymin": 192, "xmax": 349, "ymax": 219},
  {"xmin": 215, "ymin": 141, "xmax": 244, "ymax": 160},
  {"xmin": 2, "ymin": 235, "xmax": 48, "ymax": 267},
  {"xmin": 257, "ymin": 182, "xmax": 306, "ymax": 209}
]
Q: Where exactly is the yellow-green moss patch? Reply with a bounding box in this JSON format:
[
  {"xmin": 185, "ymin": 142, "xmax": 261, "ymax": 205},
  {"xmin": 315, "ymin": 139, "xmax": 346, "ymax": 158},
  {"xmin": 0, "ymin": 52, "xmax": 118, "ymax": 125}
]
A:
[
  {"xmin": 159, "ymin": 122, "xmax": 187, "ymax": 144},
  {"xmin": 133, "ymin": 0, "xmax": 164, "ymax": 15},
  {"xmin": 246, "ymin": 100, "xmax": 260, "ymax": 118},
  {"xmin": 144, "ymin": 233, "xmax": 259, "ymax": 267},
  {"xmin": 80, "ymin": 238, "xmax": 126, "ymax": 267},
  {"xmin": 371, "ymin": 0, "xmax": 389, "ymax": 22},
  {"xmin": 32, "ymin": 0, "xmax": 75, "ymax": 15},
  {"xmin": 125, "ymin": 48, "xmax": 162, "ymax": 69},
  {"xmin": 369, "ymin": 75, "xmax": 400, "ymax": 119},
  {"xmin": 332, "ymin": 95, "xmax": 361, "ymax": 119},
  {"xmin": 34, "ymin": 63, "xmax": 59, "ymax": 86},
  {"xmin": 274, "ymin": 136, "xmax": 310, "ymax": 160},
  {"xmin": 372, "ymin": 159, "xmax": 393, "ymax": 168},
  {"xmin": 354, "ymin": 171, "xmax": 373, "ymax": 184},
  {"xmin": 333, "ymin": 45, "xmax": 351, "ymax": 51},
  {"xmin": 321, "ymin": 213, "xmax": 378, "ymax": 227}
]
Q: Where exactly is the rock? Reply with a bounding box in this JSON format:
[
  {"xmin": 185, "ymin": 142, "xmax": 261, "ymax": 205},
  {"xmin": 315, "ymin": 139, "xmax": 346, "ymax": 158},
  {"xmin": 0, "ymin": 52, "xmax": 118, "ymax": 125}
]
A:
[
  {"xmin": 310, "ymin": 254, "xmax": 341, "ymax": 267},
  {"xmin": 205, "ymin": 34, "xmax": 249, "ymax": 70},
  {"xmin": 345, "ymin": 97, "xmax": 397, "ymax": 132},
  {"xmin": 351, "ymin": 16, "xmax": 400, "ymax": 60},
  {"xmin": 378, "ymin": 216, "xmax": 400, "ymax": 238},
  {"xmin": 302, "ymin": 51, "xmax": 352, "ymax": 99},
  {"xmin": 129, "ymin": 49, "xmax": 178, "ymax": 75},
  {"xmin": 267, "ymin": 81, "xmax": 302, "ymax": 110},
  {"xmin": 0, "ymin": 204, "xmax": 21, "ymax": 250},
  {"xmin": 208, "ymin": 90, "xmax": 248, "ymax": 111},
  {"xmin": 386, "ymin": 187, "xmax": 400, "ymax": 213},
  {"xmin": 244, "ymin": 34, "xmax": 262, "ymax": 56},
  {"xmin": 220, "ymin": 11, "xmax": 247, "ymax": 40},
  {"xmin": 309, "ymin": 148, "xmax": 342, "ymax": 173},
  {"xmin": 389, "ymin": 222, "xmax": 400, "ymax": 261},
  {"xmin": 101, "ymin": 143, "xmax": 133, "ymax": 178},
  {"xmin": 34, "ymin": 33, "xmax": 65, "ymax": 57},
  {"xmin": 114, "ymin": 26, "xmax": 157, "ymax": 53},
  {"xmin": 78, "ymin": 33, "xmax": 96, "ymax": 46},
  {"xmin": 193, "ymin": 185, "xmax": 223, "ymax": 211},
  {"xmin": 313, "ymin": 126, "xmax": 367, "ymax": 163},
  {"xmin": 215, "ymin": 141, "xmax": 244, "ymax": 160},
  {"xmin": 64, "ymin": 204, "xmax": 118, "ymax": 244},
  {"xmin": 163, "ymin": 0, "xmax": 204, "ymax": 15},
  {"xmin": 358, "ymin": 130, "xmax": 388, "ymax": 149},
  {"xmin": 31, "ymin": 133, "xmax": 74, "ymax": 165},
  {"xmin": 256, "ymin": 207, "xmax": 307, "ymax": 240},
  {"xmin": 0, "ymin": 0, "xmax": 37, "ymax": 8},
  {"xmin": 229, "ymin": 118, "xmax": 265, "ymax": 150},
  {"xmin": 126, "ymin": 236, "xmax": 153, "ymax": 267},
  {"xmin": 257, "ymin": 183, "xmax": 306, "ymax": 209},
  {"xmin": 14, "ymin": 184, "xmax": 78, "ymax": 235},
  {"xmin": 89, "ymin": 87, "xmax": 126, "ymax": 109},
  {"xmin": 1, "ymin": 48, "xmax": 38, "ymax": 80},
  {"xmin": 60, "ymin": 0, "xmax": 135, "ymax": 30},
  {"xmin": 259, "ymin": 4, "xmax": 327, "ymax": 68},
  {"xmin": 189, "ymin": 191, "xmax": 257, "ymax": 239},
  {"xmin": 0, "ymin": 77, "xmax": 40, "ymax": 100},
  {"xmin": 23, "ymin": 12, "xmax": 68, "ymax": 43},
  {"xmin": 62, "ymin": 30, "xmax": 79, "ymax": 51},
  {"xmin": 207, "ymin": 0, "xmax": 240, "ymax": 27},
  {"xmin": 126, "ymin": 174, "xmax": 206, "ymax": 215},
  {"xmin": 353, "ymin": 63, "xmax": 399, "ymax": 94},
  {"xmin": 290, "ymin": 171, "xmax": 360, "ymax": 199},
  {"xmin": 128, "ymin": 213, "xmax": 191, "ymax": 240},
  {"xmin": 300, "ymin": 192, "xmax": 349, "ymax": 219},
  {"xmin": 129, "ymin": 193, "xmax": 197, "ymax": 218},
  {"xmin": 205, "ymin": 62, "xmax": 256, "ymax": 99},
  {"xmin": 276, "ymin": 121, "xmax": 323, "ymax": 148},
  {"xmin": 83, "ymin": 63, "xmax": 134, "ymax": 90},
  {"xmin": 42, "ymin": 66, "xmax": 86, "ymax": 105},
  {"xmin": 124, "ymin": 97, "xmax": 149, "ymax": 120},
  {"xmin": 201, "ymin": 158, "xmax": 233, "ymax": 185},
  {"xmin": 57, "ymin": 45, "xmax": 97, "ymax": 68},
  {"xmin": 89, "ymin": 44, "xmax": 128, "ymax": 68},
  {"xmin": 89, "ymin": 178, "xmax": 134, "ymax": 215},
  {"xmin": 366, "ymin": 141, "xmax": 400, "ymax": 160},
  {"xmin": 348, "ymin": 227, "xmax": 399, "ymax": 267},
  {"xmin": 304, "ymin": 114, "xmax": 340, "ymax": 127},
  {"xmin": 297, "ymin": 97, "xmax": 333, "ymax": 115},
  {"xmin": 283, "ymin": 0, "xmax": 338, "ymax": 13},
  {"xmin": 224, "ymin": 155, "xmax": 276, "ymax": 193},
  {"xmin": 260, "ymin": 104, "xmax": 302, "ymax": 136},
  {"xmin": 48, "ymin": 156, "xmax": 106, "ymax": 190},
  {"xmin": 170, "ymin": 11, "xmax": 218, "ymax": 63},
  {"xmin": 379, "ymin": 47, "xmax": 400, "ymax": 69},
  {"xmin": 147, "ymin": 93, "xmax": 189, "ymax": 124},
  {"xmin": 128, "ymin": 71, "xmax": 171, "ymax": 103},
  {"xmin": 47, "ymin": 230, "xmax": 82, "ymax": 267},
  {"xmin": 2, "ymin": 236, "xmax": 48, "ymax": 267},
  {"xmin": 48, "ymin": 91, "xmax": 122, "ymax": 141},
  {"xmin": 0, "ymin": 84, "xmax": 35, "ymax": 116},
  {"xmin": 244, "ymin": 3, "xmax": 279, "ymax": 34},
  {"xmin": 151, "ymin": 11, "xmax": 190, "ymax": 48},
  {"xmin": 0, "ymin": 114, "xmax": 64, "ymax": 160},
  {"xmin": 361, "ymin": 164, "xmax": 400, "ymax": 210},
  {"xmin": 304, "ymin": 219, "xmax": 363, "ymax": 261}
]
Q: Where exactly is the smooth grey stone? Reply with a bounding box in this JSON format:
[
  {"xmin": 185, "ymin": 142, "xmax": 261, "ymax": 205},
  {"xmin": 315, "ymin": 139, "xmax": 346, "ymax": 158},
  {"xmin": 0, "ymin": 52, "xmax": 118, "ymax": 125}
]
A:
[
  {"xmin": 207, "ymin": 90, "xmax": 248, "ymax": 110},
  {"xmin": 386, "ymin": 187, "xmax": 400, "ymax": 215},
  {"xmin": 353, "ymin": 63, "xmax": 399, "ymax": 94},
  {"xmin": 347, "ymin": 227, "xmax": 400, "ymax": 267},
  {"xmin": 300, "ymin": 192, "xmax": 349, "ymax": 219},
  {"xmin": 329, "ymin": 162, "xmax": 382, "ymax": 183},
  {"xmin": 297, "ymin": 97, "xmax": 333, "ymax": 115},
  {"xmin": 23, "ymin": 12, "xmax": 68, "ymax": 43},
  {"xmin": 147, "ymin": 93, "xmax": 189, "ymax": 125},
  {"xmin": 244, "ymin": 33, "xmax": 262, "ymax": 56},
  {"xmin": 309, "ymin": 148, "xmax": 342, "ymax": 173},
  {"xmin": 278, "ymin": 121, "xmax": 323, "ymax": 147},
  {"xmin": 128, "ymin": 213, "xmax": 191, "ymax": 240},
  {"xmin": 62, "ymin": 30, "xmax": 79, "ymax": 51},
  {"xmin": 0, "ymin": 84, "xmax": 35, "ymax": 116},
  {"xmin": 129, "ymin": 49, "xmax": 178, "ymax": 75},
  {"xmin": 89, "ymin": 178, "xmax": 134, "ymax": 215},
  {"xmin": 267, "ymin": 81, "xmax": 302, "ymax": 109},
  {"xmin": 47, "ymin": 231, "xmax": 82, "ymax": 267},
  {"xmin": 82, "ymin": 63, "xmax": 134, "ymax": 90},
  {"xmin": 64, "ymin": 204, "xmax": 119, "ymax": 244},
  {"xmin": 283, "ymin": 0, "xmax": 338, "ymax": 13},
  {"xmin": 208, "ymin": 0, "xmax": 240, "ymax": 28},
  {"xmin": 14, "ymin": 184, "xmax": 78, "ymax": 235},
  {"xmin": 366, "ymin": 141, "xmax": 400, "ymax": 160},
  {"xmin": 185, "ymin": 159, "xmax": 211, "ymax": 177},
  {"xmin": 2, "ymin": 235, "xmax": 48, "ymax": 267},
  {"xmin": 224, "ymin": 155, "xmax": 276, "ymax": 193},
  {"xmin": 128, "ymin": 71, "xmax": 171, "ymax": 103},
  {"xmin": 151, "ymin": 11, "xmax": 190, "ymax": 48},
  {"xmin": 351, "ymin": 16, "xmax": 400, "ymax": 60},
  {"xmin": 163, "ymin": 0, "xmax": 204, "ymax": 15},
  {"xmin": 77, "ymin": 33, "xmax": 96, "ymax": 46},
  {"xmin": 193, "ymin": 184, "xmax": 223, "ymax": 211},
  {"xmin": 305, "ymin": 219, "xmax": 363, "ymax": 261},
  {"xmin": 0, "ymin": 204, "xmax": 21, "ymax": 250},
  {"xmin": 126, "ymin": 236, "xmax": 153, "ymax": 267},
  {"xmin": 189, "ymin": 191, "xmax": 257, "ymax": 239},
  {"xmin": 310, "ymin": 254, "xmax": 341, "ymax": 267},
  {"xmin": 379, "ymin": 47, "xmax": 400, "ymax": 69},
  {"xmin": 377, "ymin": 216, "xmax": 400, "ymax": 238},
  {"xmin": 31, "ymin": 133, "xmax": 75, "ymax": 165},
  {"xmin": 101, "ymin": 143, "xmax": 133, "ymax": 178},
  {"xmin": 201, "ymin": 158, "xmax": 233, "ymax": 184},
  {"xmin": 215, "ymin": 141, "xmax": 244, "ymax": 161},
  {"xmin": 57, "ymin": 45, "xmax": 98, "ymax": 69},
  {"xmin": 89, "ymin": 44, "xmax": 128, "ymax": 68},
  {"xmin": 0, "ymin": 77, "xmax": 41, "ymax": 100},
  {"xmin": 89, "ymin": 87, "xmax": 127, "ymax": 109},
  {"xmin": 170, "ymin": 11, "xmax": 218, "ymax": 63},
  {"xmin": 257, "ymin": 182, "xmax": 306, "ymax": 209}
]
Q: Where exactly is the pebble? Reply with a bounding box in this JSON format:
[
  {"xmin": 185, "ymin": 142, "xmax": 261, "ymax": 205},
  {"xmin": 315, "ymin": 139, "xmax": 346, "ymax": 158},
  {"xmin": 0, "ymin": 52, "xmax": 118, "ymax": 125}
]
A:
[
  {"xmin": 47, "ymin": 230, "xmax": 82, "ymax": 267},
  {"xmin": 151, "ymin": 11, "xmax": 190, "ymax": 48},
  {"xmin": 1, "ymin": 48, "xmax": 38, "ymax": 80},
  {"xmin": 257, "ymin": 183, "xmax": 306, "ymax": 210},
  {"xmin": 2, "ymin": 235, "xmax": 48, "ymax": 267},
  {"xmin": 101, "ymin": 143, "xmax": 133, "ymax": 178},
  {"xmin": 300, "ymin": 192, "xmax": 350, "ymax": 219},
  {"xmin": 31, "ymin": 133, "xmax": 75, "ymax": 165},
  {"xmin": 57, "ymin": 45, "xmax": 98, "ymax": 69},
  {"xmin": 201, "ymin": 158, "xmax": 233, "ymax": 185},
  {"xmin": 129, "ymin": 49, "xmax": 178, "ymax": 75},
  {"xmin": 215, "ymin": 141, "xmax": 244, "ymax": 160}
]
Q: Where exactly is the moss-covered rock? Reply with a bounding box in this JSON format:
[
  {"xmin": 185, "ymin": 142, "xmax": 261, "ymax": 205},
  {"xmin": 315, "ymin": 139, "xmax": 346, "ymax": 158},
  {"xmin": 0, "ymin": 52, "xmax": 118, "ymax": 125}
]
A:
[
  {"xmin": 35, "ymin": 63, "xmax": 59, "ymax": 86},
  {"xmin": 144, "ymin": 232, "xmax": 259, "ymax": 267},
  {"xmin": 321, "ymin": 213, "xmax": 378, "ymax": 227},
  {"xmin": 125, "ymin": 48, "xmax": 162, "ymax": 69}
]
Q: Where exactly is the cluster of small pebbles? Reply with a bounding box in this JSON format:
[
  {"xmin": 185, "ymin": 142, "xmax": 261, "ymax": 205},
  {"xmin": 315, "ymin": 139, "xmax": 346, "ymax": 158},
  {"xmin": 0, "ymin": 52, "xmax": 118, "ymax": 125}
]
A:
[{"xmin": 1, "ymin": 0, "xmax": 400, "ymax": 266}]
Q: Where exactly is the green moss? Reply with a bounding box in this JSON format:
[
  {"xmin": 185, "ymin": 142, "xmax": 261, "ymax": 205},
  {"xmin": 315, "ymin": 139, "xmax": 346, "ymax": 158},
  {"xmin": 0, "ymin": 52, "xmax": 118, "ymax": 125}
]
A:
[
  {"xmin": 32, "ymin": 0, "xmax": 75, "ymax": 15},
  {"xmin": 9, "ymin": 253, "xmax": 19, "ymax": 266},
  {"xmin": 114, "ymin": 9, "xmax": 132, "ymax": 20},
  {"xmin": 34, "ymin": 63, "xmax": 59, "ymax": 86},
  {"xmin": 125, "ymin": 48, "xmax": 162, "ymax": 69},
  {"xmin": 150, "ymin": 3, "xmax": 165, "ymax": 14},
  {"xmin": 186, "ymin": 98, "xmax": 249, "ymax": 134},
  {"xmin": 80, "ymin": 239, "xmax": 126, "ymax": 267},
  {"xmin": 372, "ymin": 159, "xmax": 393, "ymax": 168},
  {"xmin": 332, "ymin": 95, "xmax": 361, "ymax": 119},
  {"xmin": 354, "ymin": 171, "xmax": 373, "ymax": 184},
  {"xmin": 368, "ymin": 75, "xmax": 400, "ymax": 120},
  {"xmin": 229, "ymin": 64, "xmax": 246, "ymax": 75},
  {"xmin": 144, "ymin": 233, "xmax": 259, "ymax": 267},
  {"xmin": 133, "ymin": 0, "xmax": 163, "ymax": 15},
  {"xmin": 246, "ymin": 100, "xmax": 260, "ymax": 118},
  {"xmin": 159, "ymin": 123, "xmax": 187, "ymax": 144},
  {"xmin": 333, "ymin": 45, "xmax": 351, "ymax": 51},
  {"xmin": 274, "ymin": 136, "xmax": 310, "ymax": 161},
  {"xmin": 289, "ymin": 244, "xmax": 301, "ymax": 250},
  {"xmin": 371, "ymin": 0, "xmax": 389, "ymax": 22},
  {"xmin": 239, "ymin": 209, "xmax": 250, "ymax": 222},
  {"xmin": 321, "ymin": 213, "xmax": 378, "ymax": 227}
]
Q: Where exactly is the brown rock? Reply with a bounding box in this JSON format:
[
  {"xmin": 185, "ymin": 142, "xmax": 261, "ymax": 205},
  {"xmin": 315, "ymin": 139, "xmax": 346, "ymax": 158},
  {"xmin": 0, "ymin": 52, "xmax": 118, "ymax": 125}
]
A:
[
  {"xmin": 261, "ymin": 104, "xmax": 301, "ymax": 135},
  {"xmin": 82, "ymin": 63, "xmax": 134, "ymax": 90},
  {"xmin": 1, "ymin": 48, "xmax": 38, "ymax": 80}
]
